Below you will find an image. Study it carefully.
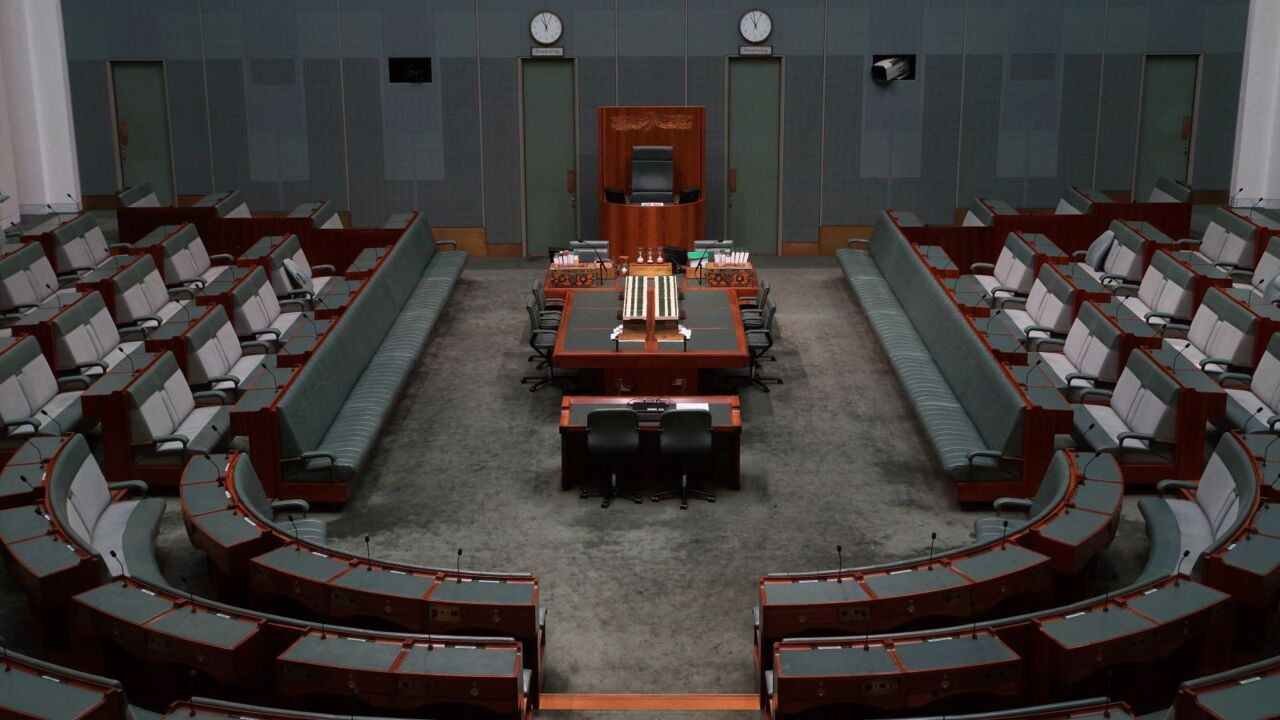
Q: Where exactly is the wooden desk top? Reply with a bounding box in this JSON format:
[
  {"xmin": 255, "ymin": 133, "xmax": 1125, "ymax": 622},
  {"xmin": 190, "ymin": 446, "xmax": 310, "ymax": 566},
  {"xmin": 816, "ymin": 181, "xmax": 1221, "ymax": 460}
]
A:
[{"xmin": 560, "ymin": 395, "xmax": 741, "ymax": 429}]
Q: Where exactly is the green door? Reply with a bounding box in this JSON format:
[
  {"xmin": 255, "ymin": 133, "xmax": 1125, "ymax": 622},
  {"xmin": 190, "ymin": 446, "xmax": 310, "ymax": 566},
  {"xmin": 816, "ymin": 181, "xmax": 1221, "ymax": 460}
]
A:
[
  {"xmin": 1133, "ymin": 55, "xmax": 1198, "ymax": 201},
  {"xmin": 111, "ymin": 61, "xmax": 175, "ymax": 206},
  {"xmin": 522, "ymin": 59, "xmax": 577, "ymax": 257},
  {"xmin": 727, "ymin": 57, "xmax": 781, "ymax": 254}
]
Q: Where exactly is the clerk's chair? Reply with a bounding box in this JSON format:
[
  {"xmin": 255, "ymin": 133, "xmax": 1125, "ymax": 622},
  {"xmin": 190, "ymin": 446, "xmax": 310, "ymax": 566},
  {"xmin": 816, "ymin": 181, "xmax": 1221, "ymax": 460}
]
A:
[{"xmin": 630, "ymin": 146, "xmax": 674, "ymax": 204}]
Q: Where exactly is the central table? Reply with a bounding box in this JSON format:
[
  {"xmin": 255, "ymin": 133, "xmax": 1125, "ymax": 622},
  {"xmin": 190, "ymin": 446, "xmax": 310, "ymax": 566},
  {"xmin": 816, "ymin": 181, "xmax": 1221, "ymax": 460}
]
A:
[{"xmin": 552, "ymin": 288, "xmax": 750, "ymax": 395}]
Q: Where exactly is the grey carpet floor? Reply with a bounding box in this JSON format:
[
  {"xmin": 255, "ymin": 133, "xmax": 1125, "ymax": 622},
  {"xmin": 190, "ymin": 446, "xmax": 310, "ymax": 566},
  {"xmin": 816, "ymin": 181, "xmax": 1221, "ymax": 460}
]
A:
[{"xmin": 0, "ymin": 253, "xmax": 1152, "ymax": 714}]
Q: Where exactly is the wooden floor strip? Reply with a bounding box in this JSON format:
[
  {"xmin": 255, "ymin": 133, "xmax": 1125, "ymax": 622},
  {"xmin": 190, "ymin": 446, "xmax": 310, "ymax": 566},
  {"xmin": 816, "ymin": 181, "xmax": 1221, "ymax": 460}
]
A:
[{"xmin": 539, "ymin": 693, "xmax": 760, "ymax": 711}]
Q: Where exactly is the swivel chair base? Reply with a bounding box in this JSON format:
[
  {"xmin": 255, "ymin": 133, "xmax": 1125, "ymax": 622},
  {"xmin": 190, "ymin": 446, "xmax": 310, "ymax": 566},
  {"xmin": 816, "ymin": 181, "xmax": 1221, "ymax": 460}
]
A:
[
  {"xmin": 580, "ymin": 471, "xmax": 643, "ymax": 508},
  {"xmin": 651, "ymin": 471, "xmax": 716, "ymax": 510}
]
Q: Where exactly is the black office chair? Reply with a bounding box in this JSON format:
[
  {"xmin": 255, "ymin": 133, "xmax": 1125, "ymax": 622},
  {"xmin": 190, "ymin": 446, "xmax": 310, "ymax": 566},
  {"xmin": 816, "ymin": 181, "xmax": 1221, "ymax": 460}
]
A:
[
  {"xmin": 521, "ymin": 306, "xmax": 573, "ymax": 392},
  {"xmin": 651, "ymin": 409, "xmax": 715, "ymax": 509},
  {"xmin": 678, "ymin": 187, "xmax": 701, "ymax": 204},
  {"xmin": 533, "ymin": 278, "xmax": 564, "ymax": 309},
  {"xmin": 580, "ymin": 408, "xmax": 642, "ymax": 508},
  {"xmin": 630, "ymin": 146, "xmax": 674, "ymax": 204},
  {"xmin": 740, "ymin": 327, "xmax": 783, "ymax": 391},
  {"xmin": 661, "ymin": 246, "xmax": 689, "ymax": 274},
  {"xmin": 529, "ymin": 290, "xmax": 562, "ymax": 329},
  {"xmin": 739, "ymin": 278, "xmax": 770, "ymax": 311},
  {"xmin": 741, "ymin": 294, "xmax": 774, "ymax": 332},
  {"xmin": 604, "ymin": 187, "xmax": 626, "ymax": 204}
]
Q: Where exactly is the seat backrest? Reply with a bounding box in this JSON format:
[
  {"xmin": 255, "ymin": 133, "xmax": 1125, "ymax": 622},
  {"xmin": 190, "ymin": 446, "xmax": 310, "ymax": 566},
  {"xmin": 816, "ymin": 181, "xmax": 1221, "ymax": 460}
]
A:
[
  {"xmin": 994, "ymin": 233, "xmax": 1037, "ymax": 293},
  {"xmin": 0, "ymin": 336, "xmax": 58, "ymax": 425},
  {"xmin": 659, "ymin": 409, "xmax": 712, "ymax": 454},
  {"xmin": 1248, "ymin": 235, "xmax": 1280, "ymax": 291},
  {"xmin": 1061, "ymin": 303, "xmax": 1124, "ymax": 382},
  {"xmin": 1203, "ymin": 207, "xmax": 1261, "ymax": 269},
  {"xmin": 111, "ymin": 256, "xmax": 170, "ymax": 324},
  {"xmin": 964, "ymin": 198, "xmax": 1017, "ymax": 227},
  {"xmin": 1185, "ymin": 289, "xmax": 1256, "ymax": 369},
  {"xmin": 1250, "ymin": 333, "xmax": 1280, "ymax": 412},
  {"xmin": 1138, "ymin": 252, "xmax": 1195, "ymax": 320},
  {"xmin": 274, "ymin": 235, "xmax": 313, "ymax": 295},
  {"xmin": 159, "ymin": 224, "xmax": 211, "ymax": 285},
  {"xmin": 1193, "ymin": 433, "xmax": 1258, "ymax": 560},
  {"xmin": 45, "ymin": 434, "xmax": 110, "ymax": 559},
  {"xmin": 194, "ymin": 190, "xmax": 249, "ymax": 218},
  {"xmin": 230, "ymin": 451, "xmax": 275, "ymax": 522},
  {"xmin": 1026, "ymin": 265, "xmax": 1075, "ymax": 333},
  {"xmin": 117, "ymin": 182, "xmax": 160, "ymax": 208},
  {"xmin": 1149, "ymin": 177, "xmax": 1191, "ymax": 203},
  {"xmin": 230, "ymin": 267, "xmax": 280, "ymax": 336},
  {"xmin": 1028, "ymin": 451, "xmax": 1073, "ymax": 516},
  {"xmin": 1111, "ymin": 350, "xmax": 1180, "ymax": 441},
  {"xmin": 0, "ymin": 243, "xmax": 59, "ymax": 311},
  {"xmin": 1103, "ymin": 221, "xmax": 1149, "ymax": 281},
  {"xmin": 184, "ymin": 306, "xmax": 242, "ymax": 384},
  {"xmin": 50, "ymin": 215, "xmax": 110, "ymax": 273},
  {"xmin": 126, "ymin": 352, "xmax": 195, "ymax": 442},
  {"xmin": 1055, "ymin": 187, "xmax": 1096, "ymax": 215},
  {"xmin": 51, "ymin": 292, "xmax": 122, "ymax": 371},
  {"xmin": 631, "ymin": 145, "xmax": 674, "ymax": 194},
  {"xmin": 586, "ymin": 408, "xmax": 640, "ymax": 453}
]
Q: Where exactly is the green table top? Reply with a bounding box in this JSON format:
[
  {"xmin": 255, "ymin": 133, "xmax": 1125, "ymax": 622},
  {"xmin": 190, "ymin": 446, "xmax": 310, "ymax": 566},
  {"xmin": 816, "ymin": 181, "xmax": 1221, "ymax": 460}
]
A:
[
  {"xmin": 863, "ymin": 566, "xmax": 967, "ymax": 599},
  {"xmin": 331, "ymin": 567, "xmax": 435, "ymax": 599},
  {"xmin": 9, "ymin": 534, "xmax": 83, "ymax": 577},
  {"xmin": 950, "ymin": 544, "xmax": 1046, "ymax": 582},
  {"xmin": 1194, "ymin": 668, "xmax": 1280, "ymax": 718},
  {"xmin": 181, "ymin": 455, "xmax": 228, "ymax": 486},
  {"xmin": 0, "ymin": 506, "xmax": 52, "ymax": 544},
  {"xmin": 82, "ymin": 371, "xmax": 134, "ymax": 398},
  {"xmin": 430, "ymin": 580, "xmax": 536, "ymax": 605},
  {"xmin": 149, "ymin": 607, "xmax": 257, "ymax": 648},
  {"xmin": 281, "ymin": 634, "xmax": 401, "ymax": 670},
  {"xmin": 893, "ymin": 633, "xmax": 1016, "ymax": 671},
  {"xmin": 1037, "ymin": 508, "xmax": 1112, "ymax": 546},
  {"xmin": 399, "ymin": 645, "xmax": 517, "ymax": 676},
  {"xmin": 0, "ymin": 464, "xmax": 44, "ymax": 505},
  {"xmin": 778, "ymin": 645, "xmax": 898, "ymax": 677},
  {"xmin": 1076, "ymin": 454, "xmax": 1122, "ymax": 483},
  {"xmin": 1125, "ymin": 580, "xmax": 1227, "ymax": 624},
  {"xmin": 1253, "ymin": 503, "xmax": 1280, "ymax": 537},
  {"xmin": 76, "ymin": 582, "xmax": 175, "ymax": 624},
  {"xmin": 192, "ymin": 509, "xmax": 264, "ymax": 547},
  {"xmin": 1221, "ymin": 534, "xmax": 1280, "ymax": 576},
  {"xmin": 255, "ymin": 545, "xmax": 347, "ymax": 583},
  {"xmin": 1039, "ymin": 606, "xmax": 1153, "ymax": 648},
  {"xmin": 181, "ymin": 481, "xmax": 231, "ymax": 516},
  {"xmin": 3, "ymin": 438, "xmax": 64, "ymax": 467},
  {"xmin": 0, "ymin": 666, "xmax": 107, "ymax": 719},
  {"xmin": 560, "ymin": 289, "xmax": 741, "ymax": 354},
  {"xmin": 1071, "ymin": 478, "xmax": 1124, "ymax": 513},
  {"xmin": 763, "ymin": 579, "xmax": 870, "ymax": 605},
  {"xmin": 288, "ymin": 202, "xmax": 326, "ymax": 218}
]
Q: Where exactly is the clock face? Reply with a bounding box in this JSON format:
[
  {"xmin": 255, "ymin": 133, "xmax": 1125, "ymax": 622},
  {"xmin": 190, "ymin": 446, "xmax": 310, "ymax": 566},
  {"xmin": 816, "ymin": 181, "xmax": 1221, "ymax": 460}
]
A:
[
  {"xmin": 530, "ymin": 11, "xmax": 563, "ymax": 45},
  {"xmin": 739, "ymin": 9, "xmax": 772, "ymax": 43}
]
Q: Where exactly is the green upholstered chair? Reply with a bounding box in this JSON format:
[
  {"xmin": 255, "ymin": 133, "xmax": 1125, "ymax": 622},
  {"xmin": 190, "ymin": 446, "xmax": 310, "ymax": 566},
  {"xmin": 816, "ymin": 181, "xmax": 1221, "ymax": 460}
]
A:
[
  {"xmin": 49, "ymin": 290, "xmax": 144, "ymax": 376},
  {"xmin": 651, "ymin": 408, "xmax": 715, "ymax": 509},
  {"xmin": 581, "ymin": 408, "xmax": 642, "ymax": 508},
  {"xmin": 0, "ymin": 335, "xmax": 85, "ymax": 437},
  {"xmin": 0, "ymin": 242, "xmax": 77, "ymax": 318},
  {"xmin": 232, "ymin": 451, "xmax": 326, "ymax": 544}
]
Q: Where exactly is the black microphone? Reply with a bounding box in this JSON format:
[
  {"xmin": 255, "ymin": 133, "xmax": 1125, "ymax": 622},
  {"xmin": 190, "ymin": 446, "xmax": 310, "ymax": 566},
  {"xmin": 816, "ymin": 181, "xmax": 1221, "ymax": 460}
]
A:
[
  {"xmin": 117, "ymin": 347, "xmax": 137, "ymax": 373},
  {"xmin": 17, "ymin": 474, "xmax": 37, "ymax": 496},
  {"xmin": 319, "ymin": 619, "xmax": 327, "ymax": 639},
  {"xmin": 107, "ymin": 549, "xmax": 127, "ymax": 581},
  {"xmin": 259, "ymin": 361, "xmax": 281, "ymax": 389},
  {"xmin": 0, "ymin": 633, "xmax": 8, "ymax": 672},
  {"xmin": 455, "ymin": 547, "xmax": 463, "ymax": 582},
  {"xmin": 67, "ymin": 193, "xmax": 80, "ymax": 214},
  {"xmin": 1023, "ymin": 359, "xmax": 1044, "ymax": 388},
  {"xmin": 39, "ymin": 410, "xmax": 63, "ymax": 437},
  {"xmin": 426, "ymin": 602, "xmax": 434, "ymax": 651},
  {"xmin": 836, "ymin": 544, "xmax": 843, "ymax": 584},
  {"xmin": 45, "ymin": 283, "xmax": 62, "ymax": 309},
  {"xmin": 45, "ymin": 203, "xmax": 55, "ymax": 217},
  {"xmin": 1244, "ymin": 406, "xmax": 1267, "ymax": 436},
  {"xmin": 1261, "ymin": 430, "xmax": 1280, "ymax": 466},
  {"xmin": 1231, "ymin": 187, "xmax": 1244, "ymax": 206},
  {"xmin": 1250, "ymin": 194, "xmax": 1263, "ymax": 219},
  {"xmin": 364, "ymin": 534, "xmax": 373, "ymax": 572},
  {"xmin": 1171, "ymin": 340, "xmax": 1191, "ymax": 373},
  {"xmin": 179, "ymin": 575, "xmax": 198, "ymax": 613},
  {"xmin": 1079, "ymin": 427, "xmax": 1100, "ymax": 482},
  {"xmin": 300, "ymin": 312, "xmax": 321, "ymax": 337},
  {"xmin": 27, "ymin": 439, "xmax": 46, "ymax": 467},
  {"xmin": 1174, "ymin": 549, "xmax": 1192, "ymax": 585},
  {"xmin": 1000, "ymin": 519, "xmax": 1010, "ymax": 549},
  {"xmin": 287, "ymin": 514, "xmax": 302, "ymax": 550},
  {"xmin": 984, "ymin": 310, "xmax": 1002, "ymax": 335},
  {"xmin": 926, "ymin": 531, "xmax": 936, "ymax": 569},
  {"xmin": 1101, "ymin": 572, "xmax": 1118, "ymax": 613}
]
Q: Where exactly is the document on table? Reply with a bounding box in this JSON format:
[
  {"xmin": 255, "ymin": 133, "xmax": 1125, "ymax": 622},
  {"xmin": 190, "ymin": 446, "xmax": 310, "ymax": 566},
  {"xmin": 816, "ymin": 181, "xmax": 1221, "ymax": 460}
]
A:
[{"xmin": 675, "ymin": 402, "xmax": 710, "ymax": 411}]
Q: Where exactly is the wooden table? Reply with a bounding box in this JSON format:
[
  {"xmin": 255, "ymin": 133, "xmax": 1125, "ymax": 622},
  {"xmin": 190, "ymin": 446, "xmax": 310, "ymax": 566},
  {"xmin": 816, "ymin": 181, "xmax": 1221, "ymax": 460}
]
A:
[
  {"xmin": 552, "ymin": 288, "xmax": 750, "ymax": 395},
  {"xmin": 543, "ymin": 265, "xmax": 759, "ymax": 301},
  {"xmin": 559, "ymin": 395, "xmax": 741, "ymax": 491}
]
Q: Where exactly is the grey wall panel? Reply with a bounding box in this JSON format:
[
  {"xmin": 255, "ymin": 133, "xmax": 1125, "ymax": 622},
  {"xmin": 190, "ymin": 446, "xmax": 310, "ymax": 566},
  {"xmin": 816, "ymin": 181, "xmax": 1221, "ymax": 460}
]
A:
[
  {"xmin": 782, "ymin": 55, "xmax": 823, "ymax": 243},
  {"xmin": 288, "ymin": 57, "xmax": 346, "ymax": 209},
  {"xmin": 1193, "ymin": 52, "xmax": 1243, "ymax": 191},
  {"xmin": 427, "ymin": 57, "xmax": 484, "ymax": 227},
  {"xmin": 577, "ymin": 56, "xmax": 617, "ymax": 241},
  {"xmin": 479, "ymin": 57, "xmax": 520, "ymax": 244},
  {"xmin": 1094, "ymin": 53, "xmax": 1141, "ymax": 192},
  {"xmin": 1056, "ymin": 54, "xmax": 1103, "ymax": 194},
  {"xmin": 892, "ymin": 54, "xmax": 961, "ymax": 226},
  {"xmin": 165, "ymin": 59, "xmax": 213, "ymax": 195},
  {"xmin": 686, "ymin": 55, "xmax": 724, "ymax": 239},
  {"xmin": 66, "ymin": 60, "xmax": 115, "ymax": 196},
  {"xmin": 341, "ymin": 57, "xmax": 387, "ymax": 226}
]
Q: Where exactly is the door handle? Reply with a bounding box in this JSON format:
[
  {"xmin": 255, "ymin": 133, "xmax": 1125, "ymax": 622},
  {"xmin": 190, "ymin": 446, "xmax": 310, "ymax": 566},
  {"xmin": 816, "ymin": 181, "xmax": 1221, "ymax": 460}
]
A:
[
  {"xmin": 1180, "ymin": 115, "xmax": 1192, "ymax": 140},
  {"xmin": 117, "ymin": 120, "xmax": 130, "ymax": 147},
  {"xmin": 728, "ymin": 168, "xmax": 737, "ymax": 194},
  {"xmin": 566, "ymin": 170, "xmax": 576, "ymax": 194}
]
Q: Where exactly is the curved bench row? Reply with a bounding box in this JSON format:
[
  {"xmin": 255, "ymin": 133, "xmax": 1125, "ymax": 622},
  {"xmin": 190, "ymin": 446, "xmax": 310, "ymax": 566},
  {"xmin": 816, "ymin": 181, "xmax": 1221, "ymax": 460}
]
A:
[
  {"xmin": 763, "ymin": 431, "xmax": 1277, "ymax": 718},
  {"xmin": 756, "ymin": 451, "xmax": 1123, "ymax": 665},
  {"xmin": 178, "ymin": 451, "xmax": 545, "ymax": 697},
  {"xmin": 0, "ymin": 432, "xmax": 531, "ymax": 719},
  {"xmin": 1169, "ymin": 653, "xmax": 1280, "ymax": 719}
]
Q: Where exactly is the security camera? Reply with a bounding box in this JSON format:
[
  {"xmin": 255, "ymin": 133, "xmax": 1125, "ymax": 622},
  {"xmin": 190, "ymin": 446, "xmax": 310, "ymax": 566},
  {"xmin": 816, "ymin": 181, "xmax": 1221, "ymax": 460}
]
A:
[{"xmin": 872, "ymin": 57, "xmax": 911, "ymax": 84}]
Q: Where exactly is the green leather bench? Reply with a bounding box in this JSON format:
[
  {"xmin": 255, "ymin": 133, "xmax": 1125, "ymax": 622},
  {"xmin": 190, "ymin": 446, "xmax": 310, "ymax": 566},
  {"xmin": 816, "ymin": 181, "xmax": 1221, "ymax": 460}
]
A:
[
  {"xmin": 274, "ymin": 213, "xmax": 466, "ymax": 486},
  {"xmin": 838, "ymin": 212, "xmax": 1030, "ymax": 484}
]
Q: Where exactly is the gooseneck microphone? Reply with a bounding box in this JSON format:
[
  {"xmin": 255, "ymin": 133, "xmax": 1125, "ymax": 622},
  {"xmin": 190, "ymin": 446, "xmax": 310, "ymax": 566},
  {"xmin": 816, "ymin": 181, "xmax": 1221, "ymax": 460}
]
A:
[
  {"xmin": 39, "ymin": 410, "xmax": 63, "ymax": 437},
  {"xmin": 107, "ymin": 549, "xmax": 127, "ymax": 581},
  {"xmin": 836, "ymin": 544, "xmax": 843, "ymax": 584},
  {"xmin": 456, "ymin": 548, "xmax": 463, "ymax": 582},
  {"xmin": 45, "ymin": 283, "xmax": 61, "ymax": 309},
  {"xmin": 926, "ymin": 532, "xmax": 937, "ymax": 569},
  {"xmin": 287, "ymin": 515, "xmax": 303, "ymax": 550},
  {"xmin": 179, "ymin": 575, "xmax": 198, "ymax": 613},
  {"xmin": 17, "ymin": 475, "xmax": 37, "ymax": 496},
  {"xmin": 1078, "ymin": 425, "xmax": 1100, "ymax": 482},
  {"xmin": 1023, "ymin": 359, "xmax": 1044, "ymax": 388},
  {"xmin": 1174, "ymin": 549, "xmax": 1192, "ymax": 585},
  {"xmin": 364, "ymin": 534, "xmax": 373, "ymax": 572}
]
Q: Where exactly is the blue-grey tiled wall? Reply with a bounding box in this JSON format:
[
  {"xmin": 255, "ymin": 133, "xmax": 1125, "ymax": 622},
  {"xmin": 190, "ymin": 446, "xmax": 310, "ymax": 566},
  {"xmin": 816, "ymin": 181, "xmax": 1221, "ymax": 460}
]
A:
[{"xmin": 62, "ymin": 0, "xmax": 1248, "ymax": 243}]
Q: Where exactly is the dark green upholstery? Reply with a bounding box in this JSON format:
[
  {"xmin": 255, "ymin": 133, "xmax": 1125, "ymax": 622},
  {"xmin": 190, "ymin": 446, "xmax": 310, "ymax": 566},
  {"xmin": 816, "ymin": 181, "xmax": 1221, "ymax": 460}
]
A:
[
  {"xmin": 845, "ymin": 211, "xmax": 1028, "ymax": 481},
  {"xmin": 178, "ymin": 698, "xmax": 403, "ymax": 720},
  {"xmin": 1153, "ymin": 177, "xmax": 1191, "ymax": 203},
  {"xmin": 230, "ymin": 453, "xmax": 326, "ymax": 544},
  {"xmin": 865, "ymin": 697, "xmax": 1126, "ymax": 720},
  {"xmin": 49, "ymin": 214, "xmax": 101, "ymax": 245},
  {"xmin": 275, "ymin": 212, "xmax": 465, "ymax": 483},
  {"xmin": 193, "ymin": 190, "xmax": 247, "ymax": 217},
  {"xmin": 116, "ymin": 182, "xmax": 158, "ymax": 207},
  {"xmin": 966, "ymin": 198, "xmax": 1017, "ymax": 226}
]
